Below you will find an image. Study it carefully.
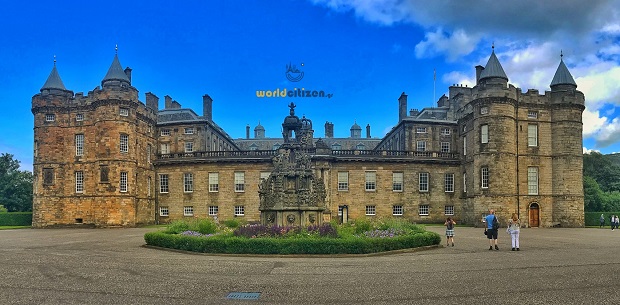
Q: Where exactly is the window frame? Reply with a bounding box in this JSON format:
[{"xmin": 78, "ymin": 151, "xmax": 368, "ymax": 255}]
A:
[
  {"xmin": 209, "ymin": 172, "xmax": 219, "ymax": 192},
  {"xmin": 416, "ymin": 127, "xmax": 427, "ymax": 133},
  {"xmin": 234, "ymin": 205, "xmax": 245, "ymax": 216},
  {"xmin": 209, "ymin": 206, "xmax": 219, "ymax": 216},
  {"xmin": 528, "ymin": 166, "xmax": 539, "ymax": 195},
  {"xmin": 444, "ymin": 173, "xmax": 454, "ymax": 193},
  {"xmin": 481, "ymin": 124, "xmax": 489, "ymax": 144},
  {"xmin": 393, "ymin": 205, "xmax": 403, "ymax": 216},
  {"xmin": 419, "ymin": 172, "xmax": 429, "ymax": 192},
  {"xmin": 365, "ymin": 171, "xmax": 376, "ymax": 192},
  {"xmin": 159, "ymin": 206, "xmax": 169, "ymax": 217},
  {"xmin": 234, "ymin": 172, "xmax": 245, "ymax": 192},
  {"xmin": 75, "ymin": 134, "xmax": 84, "ymax": 156},
  {"xmin": 440, "ymin": 142, "xmax": 450, "ymax": 153},
  {"xmin": 481, "ymin": 167, "xmax": 489, "ymax": 189},
  {"xmin": 160, "ymin": 129, "xmax": 171, "ymax": 136},
  {"xmin": 75, "ymin": 171, "xmax": 84, "ymax": 193},
  {"xmin": 365, "ymin": 205, "xmax": 376, "ymax": 216},
  {"xmin": 184, "ymin": 173, "xmax": 193, "ymax": 193},
  {"xmin": 445, "ymin": 205, "xmax": 455, "ymax": 216},
  {"xmin": 184, "ymin": 127, "xmax": 195, "ymax": 134},
  {"xmin": 120, "ymin": 171, "xmax": 128, "ymax": 193},
  {"xmin": 159, "ymin": 174, "xmax": 169, "ymax": 193},
  {"xmin": 416, "ymin": 140, "xmax": 426, "ymax": 152},
  {"xmin": 120, "ymin": 134, "xmax": 128, "ymax": 153},
  {"xmin": 45, "ymin": 114, "xmax": 55, "ymax": 122},
  {"xmin": 418, "ymin": 205, "xmax": 429, "ymax": 216},
  {"xmin": 480, "ymin": 106, "xmax": 489, "ymax": 115},
  {"xmin": 183, "ymin": 206, "xmax": 194, "ymax": 216},
  {"xmin": 441, "ymin": 128, "xmax": 451, "ymax": 136},
  {"xmin": 392, "ymin": 172, "xmax": 403, "ymax": 192},
  {"xmin": 527, "ymin": 111, "xmax": 538, "ymax": 119},
  {"xmin": 184, "ymin": 142, "xmax": 194, "ymax": 153},
  {"xmin": 528, "ymin": 124, "xmax": 538, "ymax": 147},
  {"xmin": 119, "ymin": 107, "xmax": 129, "ymax": 117},
  {"xmin": 76, "ymin": 113, "xmax": 84, "ymax": 121}
]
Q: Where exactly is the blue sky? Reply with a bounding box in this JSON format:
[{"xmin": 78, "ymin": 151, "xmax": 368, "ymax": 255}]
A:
[{"xmin": 1, "ymin": 0, "xmax": 619, "ymax": 171}]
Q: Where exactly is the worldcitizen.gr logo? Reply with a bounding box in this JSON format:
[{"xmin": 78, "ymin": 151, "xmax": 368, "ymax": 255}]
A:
[
  {"xmin": 256, "ymin": 88, "xmax": 333, "ymax": 99},
  {"xmin": 286, "ymin": 62, "xmax": 304, "ymax": 82}
]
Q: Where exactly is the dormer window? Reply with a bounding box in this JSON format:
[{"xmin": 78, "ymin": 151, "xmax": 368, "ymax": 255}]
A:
[
  {"xmin": 332, "ymin": 143, "xmax": 341, "ymax": 150},
  {"xmin": 45, "ymin": 114, "xmax": 55, "ymax": 122},
  {"xmin": 119, "ymin": 108, "xmax": 129, "ymax": 116},
  {"xmin": 272, "ymin": 143, "xmax": 280, "ymax": 150}
]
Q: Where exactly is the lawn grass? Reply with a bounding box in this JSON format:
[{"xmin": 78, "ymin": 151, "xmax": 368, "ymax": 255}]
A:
[{"xmin": 0, "ymin": 226, "xmax": 30, "ymax": 230}]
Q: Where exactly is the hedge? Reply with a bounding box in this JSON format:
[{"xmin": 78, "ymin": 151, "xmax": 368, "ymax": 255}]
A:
[
  {"xmin": 144, "ymin": 230, "xmax": 441, "ymax": 255},
  {"xmin": 585, "ymin": 212, "xmax": 620, "ymax": 226},
  {"xmin": 0, "ymin": 212, "xmax": 32, "ymax": 226}
]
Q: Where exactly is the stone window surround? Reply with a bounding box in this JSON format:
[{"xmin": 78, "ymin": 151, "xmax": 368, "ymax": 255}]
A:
[
  {"xmin": 365, "ymin": 205, "xmax": 376, "ymax": 216},
  {"xmin": 392, "ymin": 172, "xmax": 403, "ymax": 192},
  {"xmin": 184, "ymin": 173, "xmax": 193, "ymax": 193},
  {"xmin": 444, "ymin": 173, "xmax": 454, "ymax": 192},
  {"xmin": 338, "ymin": 172, "xmax": 349, "ymax": 191},
  {"xmin": 419, "ymin": 172, "xmax": 429, "ymax": 192},
  {"xmin": 419, "ymin": 205, "xmax": 429, "ymax": 216},
  {"xmin": 234, "ymin": 172, "xmax": 245, "ymax": 192},
  {"xmin": 393, "ymin": 205, "xmax": 403, "ymax": 216},
  {"xmin": 365, "ymin": 171, "xmax": 376, "ymax": 192},
  {"xmin": 445, "ymin": 205, "xmax": 455, "ymax": 216},
  {"xmin": 183, "ymin": 206, "xmax": 194, "ymax": 216},
  {"xmin": 208, "ymin": 206, "xmax": 218, "ymax": 216},
  {"xmin": 234, "ymin": 205, "xmax": 245, "ymax": 216},
  {"xmin": 120, "ymin": 171, "xmax": 128, "ymax": 193},
  {"xmin": 75, "ymin": 171, "xmax": 84, "ymax": 193},
  {"xmin": 159, "ymin": 206, "xmax": 169, "ymax": 217},
  {"xmin": 209, "ymin": 172, "xmax": 219, "ymax": 192},
  {"xmin": 159, "ymin": 174, "xmax": 169, "ymax": 193}
]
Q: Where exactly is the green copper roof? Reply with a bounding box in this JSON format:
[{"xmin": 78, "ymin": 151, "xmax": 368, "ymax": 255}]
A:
[
  {"xmin": 102, "ymin": 54, "xmax": 130, "ymax": 83},
  {"xmin": 479, "ymin": 50, "xmax": 508, "ymax": 81},
  {"xmin": 550, "ymin": 57, "xmax": 577, "ymax": 87},
  {"xmin": 41, "ymin": 64, "xmax": 67, "ymax": 90}
]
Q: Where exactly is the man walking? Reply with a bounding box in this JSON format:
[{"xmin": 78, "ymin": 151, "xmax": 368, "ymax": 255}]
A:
[
  {"xmin": 485, "ymin": 209, "xmax": 499, "ymax": 251},
  {"xmin": 600, "ymin": 214, "xmax": 605, "ymax": 228}
]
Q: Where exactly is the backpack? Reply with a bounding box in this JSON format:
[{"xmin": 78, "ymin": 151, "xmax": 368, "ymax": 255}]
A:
[
  {"xmin": 447, "ymin": 221, "xmax": 454, "ymax": 230},
  {"xmin": 492, "ymin": 216, "xmax": 499, "ymax": 230}
]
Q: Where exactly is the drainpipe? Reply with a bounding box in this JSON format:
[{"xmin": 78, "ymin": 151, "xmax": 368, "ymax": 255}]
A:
[{"xmin": 515, "ymin": 88, "xmax": 520, "ymax": 220}]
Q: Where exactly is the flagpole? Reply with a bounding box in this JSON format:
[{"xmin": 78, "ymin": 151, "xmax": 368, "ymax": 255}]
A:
[{"xmin": 433, "ymin": 68, "xmax": 436, "ymax": 106}]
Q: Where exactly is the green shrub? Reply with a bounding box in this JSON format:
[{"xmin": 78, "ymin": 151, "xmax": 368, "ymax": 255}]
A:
[
  {"xmin": 144, "ymin": 229, "xmax": 441, "ymax": 255},
  {"xmin": 0, "ymin": 212, "xmax": 32, "ymax": 226},
  {"xmin": 164, "ymin": 220, "xmax": 191, "ymax": 234},
  {"xmin": 222, "ymin": 218, "xmax": 245, "ymax": 229},
  {"xmin": 195, "ymin": 219, "xmax": 218, "ymax": 234}
]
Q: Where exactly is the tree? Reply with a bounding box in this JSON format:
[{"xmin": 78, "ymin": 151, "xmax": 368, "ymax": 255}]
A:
[{"xmin": 0, "ymin": 153, "xmax": 33, "ymax": 212}]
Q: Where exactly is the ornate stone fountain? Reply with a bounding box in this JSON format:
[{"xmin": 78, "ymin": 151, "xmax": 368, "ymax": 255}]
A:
[{"xmin": 258, "ymin": 103, "xmax": 326, "ymax": 226}]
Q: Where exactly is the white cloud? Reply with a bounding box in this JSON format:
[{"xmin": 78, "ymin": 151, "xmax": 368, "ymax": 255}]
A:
[
  {"xmin": 582, "ymin": 109, "xmax": 607, "ymax": 138},
  {"xmin": 442, "ymin": 71, "xmax": 475, "ymax": 88},
  {"xmin": 583, "ymin": 147, "xmax": 600, "ymax": 154},
  {"xmin": 415, "ymin": 29, "xmax": 479, "ymax": 62}
]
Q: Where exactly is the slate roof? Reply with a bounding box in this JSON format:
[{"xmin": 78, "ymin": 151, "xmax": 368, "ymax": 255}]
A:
[
  {"xmin": 550, "ymin": 58, "xmax": 577, "ymax": 87},
  {"xmin": 479, "ymin": 50, "xmax": 508, "ymax": 81},
  {"xmin": 41, "ymin": 65, "xmax": 67, "ymax": 90},
  {"xmin": 102, "ymin": 54, "xmax": 130, "ymax": 83}
]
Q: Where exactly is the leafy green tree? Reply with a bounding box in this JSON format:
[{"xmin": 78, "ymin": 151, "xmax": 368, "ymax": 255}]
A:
[
  {"xmin": 583, "ymin": 176, "xmax": 606, "ymax": 212},
  {"xmin": 0, "ymin": 153, "xmax": 33, "ymax": 212}
]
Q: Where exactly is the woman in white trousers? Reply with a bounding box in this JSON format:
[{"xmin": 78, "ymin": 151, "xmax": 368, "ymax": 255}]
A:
[{"xmin": 507, "ymin": 213, "xmax": 520, "ymax": 251}]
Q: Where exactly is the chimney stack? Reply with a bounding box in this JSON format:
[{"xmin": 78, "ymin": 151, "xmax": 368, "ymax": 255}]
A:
[
  {"xmin": 203, "ymin": 94, "xmax": 213, "ymax": 122},
  {"xmin": 366, "ymin": 124, "xmax": 371, "ymax": 138},
  {"xmin": 145, "ymin": 92, "xmax": 159, "ymax": 111},
  {"xmin": 398, "ymin": 92, "xmax": 408, "ymax": 122},
  {"xmin": 475, "ymin": 65, "xmax": 484, "ymax": 85},
  {"xmin": 124, "ymin": 67, "xmax": 132, "ymax": 84},
  {"xmin": 324, "ymin": 121, "xmax": 334, "ymax": 138},
  {"xmin": 246, "ymin": 125, "xmax": 250, "ymax": 139},
  {"xmin": 164, "ymin": 95, "xmax": 173, "ymax": 109}
]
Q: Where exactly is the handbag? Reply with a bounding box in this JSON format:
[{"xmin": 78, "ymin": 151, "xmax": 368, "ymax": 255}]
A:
[
  {"xmin": 506, "ymin": 227, "xmax": 511, "ymax": 234},
  {"xmin": 484, "ymin": 229, "xmax": 488, "ymax": 236}
]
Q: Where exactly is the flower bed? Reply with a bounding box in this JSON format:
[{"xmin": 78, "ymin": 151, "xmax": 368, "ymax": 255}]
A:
[{"xmin": 144, "ymin": 218, "xmax": 441, "ymax": 255}]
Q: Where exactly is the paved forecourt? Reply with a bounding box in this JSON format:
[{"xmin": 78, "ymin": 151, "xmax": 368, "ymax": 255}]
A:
[{"xmin": 0, "ymin": 226, "xmax": 619, "ymax": 305}]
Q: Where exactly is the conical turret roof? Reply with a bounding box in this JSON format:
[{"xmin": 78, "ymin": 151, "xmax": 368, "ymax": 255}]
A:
[
  {"xmin": 550, "ymin": 56, "xmax": 577, "ymax": 87},
  {"xmin": 41, "ymin": 64, "xmax": 67, "ymax": 91},
  {"xmin": 102, "ymin": 54, "xmax": 130, "ymax": 83},
  {"xmin": 479, "ymin": 49, "xmax": 508, "ymax": 81}
]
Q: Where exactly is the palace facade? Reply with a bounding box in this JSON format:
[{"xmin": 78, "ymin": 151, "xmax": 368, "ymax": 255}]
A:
[{"xmin": 31, "ymin": 49, "xmax": 585, "ymax": 227}]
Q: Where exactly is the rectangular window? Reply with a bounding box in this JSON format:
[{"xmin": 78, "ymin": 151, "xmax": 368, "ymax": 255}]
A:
[
  {"xmin": 184, "ymin": 127, "xmax": 195, "ymax": 134},
  {"xmin": 481, "ymin": 167, "xmax": 489, "ymax": 189},
  {"xmin": 184, "ymin": 142, "xmax": 194, "ymax": 153},
  {"xmin": 419, "ymin": 172, "xmax": 429, "ymax": 192},
  {"xmin": 338, "ymin": 172, "xmax": 349, "ymax": 191},
  {"xmin": 338, "ymin": 206, "xmax": 343, "ymax": 216},
  {"xmin": 159, "ymin": 174, "xmax": 169, "ymax": 193},
  {"xmin": 416, "ymin": 141, "xmax": 426, "ymax": 152},
  {"xmin": 120, "ymin": 134, "xmax": 128, "ymax": 153},
  {"xmin": 480, "ymin": 106, "xmax": 489, "ymax": 114},
  {"xmin": 528, "ymin": 124, "xmax": 538, "ymax": 147},
  {"xmin": 184, "ymin": 173, "xmax": 193, "ymax": 192},
  {"xmin": 419, "ymin": 205, "xmax": 429, "ymax": 216},
  {"xmin": 234, "ymin": 205, "xmax": 245, "ymax": 216},
  {"xmin": 147, "ymin": 144, "xmax": 151, "ymax": 163},
  {"xmin": 161, "ymin": 129, "xmax": 171, "ymax": 136},
  {"xmin": 159, "ymin": 207, "xmax": 169, "ymax": 217},
  {"xmin": 75, "ymin": 134, "xmax": 84, "ymax": 156},
  {"xmin": 148, "ymin": 177, "xmax": 152, "ymax": 197},
  {"xmin": 209, "ymin": 172, "xmax": 219, "ymax": 192},
  {"xmin": 463, "ymin": 137, "xmax": 467, "ymax": 155},
  {"xmin": 463, "ymin": 173, "xmax": 467, "ymax": 193},
  {"xmin": 393, "ymin": 205, "xmax": 403, "ymax": 216},
  {"xmin": 234, "ymin": 172, "xmax": 245, "ymax": 192},
  {"xmin": 76, "ymin": 113, "xmax": 84, "ymax": 121},
  {"xmin": 365, "ymin": 205, "xmax": 376, "ymax": 216},
  {"xmin": 445, "ymin": 205, "xmax": 455, "ymax": 216},
  {"xmin": 120, "ymin": 171, "xmax": 128, "ymax": 192},
  {"xmin": 100, "ymin": 166, "xmax": 109, "ymax": 182},
  {"xmin": 260, "ymin": 172, "xmax": 270, "ymax": 181},
  {"xmin": 365, "ymin": 171, "xmax": 376, "ymax": 191},
  {"xmin": 119, "ymin": 108, "xmax": 129, "ymax": 116},
  {"xmin": 441, "ymin": 128, "xmax": 451, "ymax": 136},
  {"xmin": 45, "ymin": 114, "xmax": 55, "ymax": 122},
  {"xmin": 392, "ymin": 172, "xmax": 403, "ymax": 192},
  {"xmin": 528, "ymin": 111, "xmax": 538, "ymax": 119},
  {"xmin": 528, "ymin": 167, "xmax": 539, "ymax": 195},
  {"xmin": 209, "ymin": 206, "xmax": 219, "ymax": 216},
  {"xmin": 75, "ymin": 171, "xmax": 84, "ymax": 193},
  {"xmin": 183, "ymin": 206, "xmax": 194, "ymax": 216},
  {"xmin": 445, "ymin": 173, "xmax": 454, "ymax": 192},
  {"xmin": 481, "ymin": 124, "xmax": 489, "ymax": 144},
  {"xmin": 160, "ymin": 143, "xmax": 170, "ymax": 154},
  {"xmin": 43, "ymin": 168, "xmax": 54, "ymax": 185},
  {"xmin": 416, "ymin": 127, "xmax": 427, "ymax": 133},
  {"xmin": 441, "ymin": 142, "xmax": 450, "ymax": 153}
]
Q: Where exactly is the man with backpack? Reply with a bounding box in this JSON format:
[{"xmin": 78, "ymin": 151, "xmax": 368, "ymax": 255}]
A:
[{"xmin": 485, "ymin": 209, "xmax": 500, "ymax": 250}]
